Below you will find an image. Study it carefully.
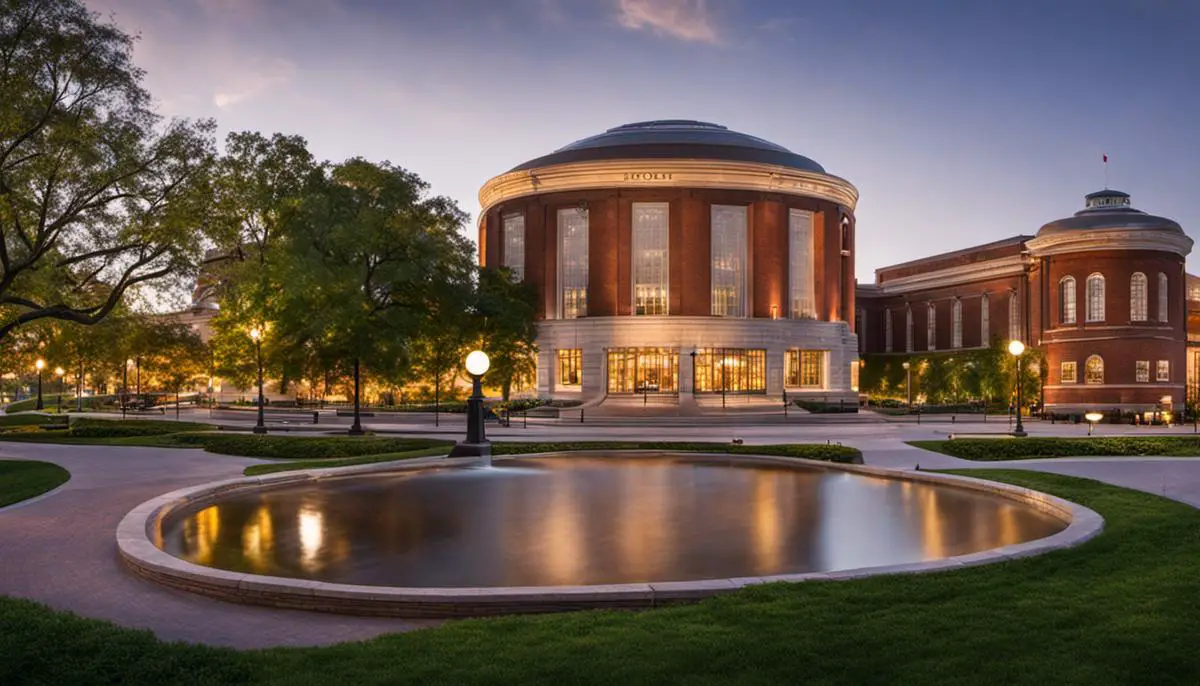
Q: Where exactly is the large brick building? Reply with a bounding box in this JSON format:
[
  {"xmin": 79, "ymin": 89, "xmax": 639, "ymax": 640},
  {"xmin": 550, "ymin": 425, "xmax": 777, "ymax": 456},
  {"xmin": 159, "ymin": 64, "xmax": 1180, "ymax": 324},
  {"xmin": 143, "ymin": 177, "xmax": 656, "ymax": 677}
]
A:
[{"xmin": 856, "ymin": 189, "xmax": 1195, "ymax": 414}]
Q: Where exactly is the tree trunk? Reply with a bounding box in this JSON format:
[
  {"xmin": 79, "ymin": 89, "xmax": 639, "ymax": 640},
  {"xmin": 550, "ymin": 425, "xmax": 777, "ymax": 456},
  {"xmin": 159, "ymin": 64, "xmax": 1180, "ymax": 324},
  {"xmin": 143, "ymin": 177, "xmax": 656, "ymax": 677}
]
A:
[
  {"xmin": 349, "ymin": 357, "xmax": 364, "ymax": 435},
  {"xmin": 502, "ymin": 379, "xmax": 511, "ymax": 402},
  {"xmin": 434, "ymin": 374, "xmax": 440, "ymax": 427}
]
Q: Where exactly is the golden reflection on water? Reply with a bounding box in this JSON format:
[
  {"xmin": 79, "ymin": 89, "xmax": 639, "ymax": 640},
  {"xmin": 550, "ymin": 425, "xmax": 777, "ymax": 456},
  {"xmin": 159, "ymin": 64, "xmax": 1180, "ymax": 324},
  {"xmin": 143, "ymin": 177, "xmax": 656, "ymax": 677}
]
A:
[
  {"xmin": 298, "ymin": 503, "xmax": 324, "ymax": 571},
  {"xmin": 182, "ymin": 505, "xmax": 221, "ymax": 566},
  {"xmin": 241, "ymin": 504, "xmax": 274, "ymax": 573},
  {"xmin": 752, "ymin": 471, "xmax": 783, "ymax": 574}
]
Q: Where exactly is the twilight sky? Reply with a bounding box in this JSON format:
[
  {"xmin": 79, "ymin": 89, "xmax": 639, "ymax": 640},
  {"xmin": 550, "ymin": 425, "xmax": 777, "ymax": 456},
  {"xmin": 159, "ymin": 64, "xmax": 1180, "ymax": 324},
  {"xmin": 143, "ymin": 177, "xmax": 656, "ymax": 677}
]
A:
[{"xmin": 87, "ymin": 0, "xmax": 1200, "ymax": 279}]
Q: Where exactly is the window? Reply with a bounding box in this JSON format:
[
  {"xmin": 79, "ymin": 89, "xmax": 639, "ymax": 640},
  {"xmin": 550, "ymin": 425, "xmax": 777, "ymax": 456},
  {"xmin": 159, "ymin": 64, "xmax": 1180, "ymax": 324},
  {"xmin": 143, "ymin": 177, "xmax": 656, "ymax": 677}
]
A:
[
  {"xmin": 558, "ymin": 208, "xmax": 588, "ymax": 319},
  {"xmin": 607, "ymin": 348, "xmax": 678, "ymax": 394},
  {"xmin": 1061, "ymin": 361, "xmax": 1077, "ymax": 384},
  {"xmin": 1008, "ymin": 291, "xmax": 1021, "ymax": 341},
  {"xmin": 711, "ymin": 205, "xmax": 748, "ymax": 317},
  {"xmin": 785, "ymin": 350, "xmax": 826, "ymax": 388},
  {"xmin": 1158, "ymin": 273, "xmax": 1169, "ymax": 322},
  {"xmin": 980, "ymin": 293, "xmax": 990, "ymax": 344},
  {"xmin": 694, "ymin": 348, "xmax": 767, "ymax": 393},
  {"xmin": 557, "ymin": 349, "xmax": 582, "ymax": 386},
  {"xmin": 632, "ymin": 203, "xmax": 669, "ymax": 315},
  {"xmin": 788, "ymin": 209, "xmax": 815, "ymax": 318},
  {"xmin": 1136, "ymin": 360, "xmax": 1150, "ymax": 383},
  {"xmin": 1086, "ymin": 273, "xmax": 1105, "ymax": 322},
  {"xmin": 1130, "ymin": 272, "xmax": 1147, "ymax": 321},
  {"xmin": 1158, "ymin": 360, "xmax": 1170, "ymax": 382},
  {"xmin": 905, "ymin": 306, "xmax": 914, "ymax": 353},
  {"xmin": 502, "ymin": 213, "xmax": 525, "ymax": 282},
  {"xmin": 951, "ymin": 299, "xmax": 963, "ymax": 348},
  {"xmin": 1085, "ymin": 355, "xmax": 1104, "ymax": 384},
  {"xmin": 850, "ymin": 362, "xmax": 860, "ymax": 392},
  {"xmin": 884, "ymin": 308, "xmax": 893, "ymax": 353},
  {"xmin": 1060, "ymin": 276, "xmax": 1076, "ymax": 325},
  {"xmin": 926, "ymin": 303, "xmax": 936, "ymax": 351}
]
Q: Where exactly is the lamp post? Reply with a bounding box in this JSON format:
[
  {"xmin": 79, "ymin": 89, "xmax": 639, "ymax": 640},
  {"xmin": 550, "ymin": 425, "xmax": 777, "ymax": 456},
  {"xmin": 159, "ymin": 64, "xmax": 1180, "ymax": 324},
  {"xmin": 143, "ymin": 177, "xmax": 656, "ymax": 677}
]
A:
[
  {"xmin": 902, "ymin": 361, "xmax": 912, "ymax": 410},
  {"xmin": 35, "ymin": 359, "xmax": 45, "ymax": 410},
  {"xmin": 449, "ymin": 350, "xmax": 492, "ymax": 460},
  {"xmin": 123, "ymin": 358, "xmax": 133, "ymax": 418},
  {"xmin": 1009, "ymin": 339, "xmax": 1027, "ymax": 437},
  {"xmin": 1085, "ymin": 411, "xmax": 1104, "ymax": 436},
  {"xmin": 55, "ymin": 367, "xmax": 64, "ymax": 414},
  {"xmin": 250, "ymin": 327, "xmax": 267, "ymax": 434}
]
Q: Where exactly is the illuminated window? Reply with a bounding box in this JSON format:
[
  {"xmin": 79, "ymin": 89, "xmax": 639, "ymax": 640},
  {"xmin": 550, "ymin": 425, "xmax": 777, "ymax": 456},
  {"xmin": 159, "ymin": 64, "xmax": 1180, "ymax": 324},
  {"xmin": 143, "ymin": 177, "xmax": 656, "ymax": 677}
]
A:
[
  {"xmin": 1009, "ymin": 291, "xmax": 1021, "ymax": 341},
  {"xmin": 1061, "ymin": 361, "xmax": 1077, "ymax": 384},
  {"xmin": 710, "ymin": 205, "xmax": 747, "ymax": 317},
  {"xmin": 1136, "ymin": 360, "xmax": 1150, "ymax": 383},
  {"xmin": 905, "ymin": 306, "xmax": 914, "ymax": 353},
  {"xmin": 557, "ymin": 209, "xmax": 588, "ymax": 319},
  {"xmin": 884, "ymin": 308, "xmax": 893, "ymax": 353},
  {"xmin": 607, "ymin": 348, "xmax": 678, "ymax": 394},
  {"xmin": 785, "ymin": 350, "xmax": 826, "ymax": 389},
  {"xmin": 1060, "ymin": 276, "xmax": 1076, "ymax": 325},
  {"xmin": 557, "ymin": 349, "xmax": 582, "ymax": 387},
  {"xmin": 502, "ymin": 213, "xmax": 525, "ymax": 282},
  {"xmin": 980, "ymin": 293, "xmax": 990, "ymax": 344},
  {"xmin": 1158, "ymin": 273, "xmax": 1169, "ymax": 323},
  {"xmin": 1158, "ymin": 360, "xmax": 1170, "ymax": 382},
  {"xmin": 632, "ymin": 203, "xmax": 669, "ymax": 315},
  {"xmin": 951, "ymin": 299, "xmax": 962, "ymax": 349},
  {"xmin": 1086, "ymin": 273, "xmax": 1105, "ymax": 322},
  {"xmin": 694, "ymin": 348, "xmax": 767, "ymax": 393},
  {"xmin": 850, "ymin": 361, "xmax": 860, "ymax": 392},
  {"xmin": 788, "ymin": 209, "xmax": 815, "ymax": 318},
  {"xmin": 927, "ymin": 303, "xmax": 936, "ymax": 351},
  {"xmin": 1085, "ymin": 355, "xmax": 1104, "ymax": 384},
  {"xmin": 1130, "ymin": 272, "xmax": 1147, "ymax": 321}
]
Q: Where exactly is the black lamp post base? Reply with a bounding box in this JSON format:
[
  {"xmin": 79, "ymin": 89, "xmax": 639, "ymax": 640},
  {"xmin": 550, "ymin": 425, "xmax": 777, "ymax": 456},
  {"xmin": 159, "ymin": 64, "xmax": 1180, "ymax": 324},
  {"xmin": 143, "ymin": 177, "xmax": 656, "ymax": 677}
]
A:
[
  {"xmin": 448, "ymin": 441, "xmax": 492, "ymax": 463},
  {"xmin": 348, "ymin": 425, "xmax": 366, "ymax": 436},
  {"xmin": 1012, "ymin": 429, "xmax": 1027, "ymax": 437},
  {"xmin": 252, "ymin": 426, "xmax": 268, "ymax": 435}
]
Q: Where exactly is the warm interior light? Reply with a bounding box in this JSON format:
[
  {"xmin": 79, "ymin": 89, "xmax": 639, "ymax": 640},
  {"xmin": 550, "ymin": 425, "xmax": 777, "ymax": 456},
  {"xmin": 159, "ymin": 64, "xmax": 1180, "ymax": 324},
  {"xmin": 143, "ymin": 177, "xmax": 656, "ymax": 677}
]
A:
[
  {"xmin": 1085, "ymin": 412, "xmax": 1104, "ymax": 423},
  {"xmin": 35, "ymin": 358, "xmax": 45, "ymax": 371},
  {"xmin": 1008, "ymin": 340, "xmax": 1026, "ymax": 357},
  {"xmin": 770, "ymin": 304, "xmax": 779, "ymax": 320},
  {"xmin": 465, "ymin": 350, "xmax": 490, "ymax": 377}
]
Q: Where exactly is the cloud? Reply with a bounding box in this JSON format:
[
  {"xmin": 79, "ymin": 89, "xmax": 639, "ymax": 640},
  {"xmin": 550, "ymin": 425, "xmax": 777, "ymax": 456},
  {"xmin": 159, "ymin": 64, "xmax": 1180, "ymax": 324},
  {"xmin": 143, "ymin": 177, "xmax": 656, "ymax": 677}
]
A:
[
  {"xmin": 615, "ymin": 0, "xmax": 718, "ymax": 43},
  {"xmin": 213, "ymin": 58, "xmax": 296, "ymax": 108}
]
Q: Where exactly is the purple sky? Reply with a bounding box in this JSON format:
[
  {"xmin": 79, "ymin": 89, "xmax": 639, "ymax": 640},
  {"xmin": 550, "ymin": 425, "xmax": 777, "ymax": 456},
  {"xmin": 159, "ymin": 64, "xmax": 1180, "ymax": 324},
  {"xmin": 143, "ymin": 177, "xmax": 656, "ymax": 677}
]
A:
[{"xmin": 89, "ymin": 0, "xmax": 1200, "ymax": 280}]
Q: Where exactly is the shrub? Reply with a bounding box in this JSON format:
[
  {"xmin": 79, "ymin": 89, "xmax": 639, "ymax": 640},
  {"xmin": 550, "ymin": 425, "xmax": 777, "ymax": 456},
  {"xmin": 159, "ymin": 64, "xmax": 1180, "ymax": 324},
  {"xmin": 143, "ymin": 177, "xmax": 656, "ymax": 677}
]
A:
[
  {"xmin": 911, "ymin": 436, "xmax": 1200, "ymax": 461},
  {"xmin": 0, "ymin": 414, "xmax": 54, "ymax": 428},
  {"xmin": 192, "ymin": 434, "xmax": 452, "ymax": 459},
  {"xmin": 792, "ymin": 399, "xmax": 858, "ymax": 414},
  {"xmin": 65, "ymin": 418, "xmax": 216, "ymax": 438}
]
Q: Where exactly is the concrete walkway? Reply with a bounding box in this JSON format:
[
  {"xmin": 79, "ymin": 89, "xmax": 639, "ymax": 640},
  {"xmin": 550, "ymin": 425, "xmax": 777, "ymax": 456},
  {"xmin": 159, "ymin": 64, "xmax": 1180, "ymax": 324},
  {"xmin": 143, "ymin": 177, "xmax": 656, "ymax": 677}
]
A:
[{"xmin": 3, "ymin": 426, "xmax": 1200, "ymax": 648}]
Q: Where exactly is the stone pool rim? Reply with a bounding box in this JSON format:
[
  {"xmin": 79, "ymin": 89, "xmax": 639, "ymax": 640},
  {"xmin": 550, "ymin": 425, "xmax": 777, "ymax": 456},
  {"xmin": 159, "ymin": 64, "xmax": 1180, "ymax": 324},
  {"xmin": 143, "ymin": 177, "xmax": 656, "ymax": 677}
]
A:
[{"xmin": 116, "ymin": 451, "xmax": 1105, "ymax": 618}]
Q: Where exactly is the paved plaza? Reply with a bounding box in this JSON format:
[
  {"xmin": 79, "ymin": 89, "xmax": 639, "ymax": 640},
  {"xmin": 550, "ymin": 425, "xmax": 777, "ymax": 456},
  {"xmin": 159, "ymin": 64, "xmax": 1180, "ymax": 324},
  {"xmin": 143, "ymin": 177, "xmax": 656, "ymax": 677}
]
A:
[{"xmin": 3, "ymin": 414, "xmax": 1200, "ymax": 648}]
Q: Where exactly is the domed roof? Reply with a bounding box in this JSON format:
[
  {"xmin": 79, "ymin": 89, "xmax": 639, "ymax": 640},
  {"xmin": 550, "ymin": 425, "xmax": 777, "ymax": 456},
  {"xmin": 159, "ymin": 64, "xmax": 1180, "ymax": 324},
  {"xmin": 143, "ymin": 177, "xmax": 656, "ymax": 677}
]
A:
[
  {"xmin": 509, "ymin": 120, "xmax": 827, "ymax": 174},
  {"xmin": 1038, "ymin": 189, "xmax": 1183, "ymax": 236}
]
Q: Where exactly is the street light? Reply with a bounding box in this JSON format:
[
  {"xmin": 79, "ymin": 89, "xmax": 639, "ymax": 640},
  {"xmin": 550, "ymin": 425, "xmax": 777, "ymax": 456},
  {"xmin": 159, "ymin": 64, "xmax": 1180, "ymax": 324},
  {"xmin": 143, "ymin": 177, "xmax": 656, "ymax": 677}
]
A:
[
  {"xmin": 250, "ymin": 327, "xmax": 267, "ymax": 434},
  {"xmin": 902, "ymin": 360, "xmax": 912, "ymax": 409},
  {"xmin": 1085, "ymin": 411, "xmax": 1104, "ymax": 436},
  {"xmin": 34, "ymin": 358, "xmax": 45, "ymax": 410},
  {"xmin": 1009, "ymin": 339, "xmax": 1027, "ymax": 437},
  {"xmin": 123, "ymin": 358, "xmax": 133, "ymax": 418},
  {"xmin": 55, "ymin": 367, "xmax": 64, "ymax": 414},
  {"xmin": 450, "ymin": 350, "xmax": 492, "ymax": 460}
]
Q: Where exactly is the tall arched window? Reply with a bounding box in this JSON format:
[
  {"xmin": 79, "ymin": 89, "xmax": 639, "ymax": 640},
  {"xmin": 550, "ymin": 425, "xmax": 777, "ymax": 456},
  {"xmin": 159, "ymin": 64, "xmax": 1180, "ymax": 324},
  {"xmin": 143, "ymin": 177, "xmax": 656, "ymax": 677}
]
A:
[
  {"xmin": 1059, "ymin": 276, "xmax": 1076, "ymax": 325},
  {"xmin": 1130, "ymin": 272, "xmax": 1148, "ymax": 321},
  {"xmin": 927, "ymin": 303, "xmax": 936, "ymax": 351},
  {"xmin": 1086, "ymin": 273, "xmax": 1105, "ymax": 322},
  {"xmin": 951, "ymin": 299, "xmax": 963, "ymax": 348},
  {"xmin": 1085, "ymin": 355, "xmax": 1104, "ymax": 384},
  {"xmin": 980, "ymin": 293, "xmax": 989, "ymax": 344},
  {"xmin": 905, "ymin": 306, "xmax": 914, "ymax": 353},
  {"xmin": 884, "ymin": 308, "xmax": 893, "ymax": 353},
  {"xmin": 1158, "ymin": 272, "xmax": 1169, "ymax": 322},
  {"xmin": 1008, "ymin": 291, "xmax": 1020, "ymax": 341}
]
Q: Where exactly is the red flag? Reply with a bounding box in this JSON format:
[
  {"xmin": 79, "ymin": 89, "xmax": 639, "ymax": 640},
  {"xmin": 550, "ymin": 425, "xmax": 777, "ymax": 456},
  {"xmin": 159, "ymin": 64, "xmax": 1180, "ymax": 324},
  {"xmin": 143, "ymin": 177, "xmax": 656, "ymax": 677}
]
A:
[{"xmin": 1103, "ymin": 153, "xmax": 1108, "ymax": 163}]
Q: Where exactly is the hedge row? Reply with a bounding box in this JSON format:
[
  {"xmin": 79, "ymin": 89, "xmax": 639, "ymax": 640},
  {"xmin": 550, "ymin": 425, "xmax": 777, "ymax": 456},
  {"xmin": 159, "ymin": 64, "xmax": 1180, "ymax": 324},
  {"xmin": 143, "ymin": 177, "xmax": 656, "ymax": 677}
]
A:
[
  {"xmin": 65, "ymin": 418, "xmax": 216, "ymax": 438},
  {"xmin": 186, "ymin": 434, "xmax": 452, "ymax": 460},
  {"xmin": 492, "ymin": 441, "xmax": 862, "ymax": 464},
  {"xmin": 911, "ymin": 436, "xmax": 1200, "ymax": 461}
]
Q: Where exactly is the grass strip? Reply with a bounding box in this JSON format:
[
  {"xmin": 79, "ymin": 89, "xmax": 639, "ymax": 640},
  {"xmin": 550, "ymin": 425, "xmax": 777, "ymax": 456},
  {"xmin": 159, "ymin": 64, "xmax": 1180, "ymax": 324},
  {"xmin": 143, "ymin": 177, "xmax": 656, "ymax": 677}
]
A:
[
  {"xmin": 0, "ymin": 460, "xmax": 70, "ymax": 508},
  {"xmin": 243, "ymin": 447, "xmax": 451, "ymax": 476},
  {"xmin": 911, "ymin": 435, "xmax": 1200, "ymax": 460}
]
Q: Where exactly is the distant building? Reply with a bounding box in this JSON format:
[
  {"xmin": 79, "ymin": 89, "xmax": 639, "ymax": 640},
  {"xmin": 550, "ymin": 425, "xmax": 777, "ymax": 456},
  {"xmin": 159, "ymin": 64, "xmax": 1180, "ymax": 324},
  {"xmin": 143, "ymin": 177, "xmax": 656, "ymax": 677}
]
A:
[{"xmin": 857, "ymin": 189, "xmax": 1195, "ymax": 414}]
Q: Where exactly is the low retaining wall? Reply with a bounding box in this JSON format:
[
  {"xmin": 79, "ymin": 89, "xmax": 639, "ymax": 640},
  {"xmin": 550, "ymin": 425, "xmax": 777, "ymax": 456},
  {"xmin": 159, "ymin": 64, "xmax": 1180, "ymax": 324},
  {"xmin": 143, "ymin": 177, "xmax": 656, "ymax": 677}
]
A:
[{"xmin": 117, "ymin": 451, "xmax": 1104, "ymax": 618}]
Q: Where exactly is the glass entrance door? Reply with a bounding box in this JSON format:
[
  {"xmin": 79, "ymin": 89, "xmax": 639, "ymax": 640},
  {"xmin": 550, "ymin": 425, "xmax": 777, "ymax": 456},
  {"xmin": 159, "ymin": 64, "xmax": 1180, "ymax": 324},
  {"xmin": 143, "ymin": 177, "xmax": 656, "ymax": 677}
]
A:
[{"xmin": 607, "ymin": 348, "xmax": 679, "ymax": 394}]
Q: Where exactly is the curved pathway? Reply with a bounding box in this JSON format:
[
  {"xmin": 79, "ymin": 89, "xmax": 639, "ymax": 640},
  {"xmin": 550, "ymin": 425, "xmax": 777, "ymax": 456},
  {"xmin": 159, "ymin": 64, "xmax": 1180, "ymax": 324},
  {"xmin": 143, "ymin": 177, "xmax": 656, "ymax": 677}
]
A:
[{"xmin": 3, "ymin": 429, "xmax": 1200, "ymax": 648}]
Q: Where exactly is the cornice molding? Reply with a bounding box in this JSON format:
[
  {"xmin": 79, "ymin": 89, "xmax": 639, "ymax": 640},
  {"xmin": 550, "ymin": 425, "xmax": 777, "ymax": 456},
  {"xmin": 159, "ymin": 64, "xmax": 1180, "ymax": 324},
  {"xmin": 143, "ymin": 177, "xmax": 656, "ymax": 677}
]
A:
[
  {"xmin": 868, "ymin": 255, "xmax": 1025, "ymax": 295},
  {"xmin": 1026, "ymin": 228, "xmax": 1193, "ymax": 258},
  {"xmin": 478, "ymin": 159, "xmax": 859, "ymax": 220}
]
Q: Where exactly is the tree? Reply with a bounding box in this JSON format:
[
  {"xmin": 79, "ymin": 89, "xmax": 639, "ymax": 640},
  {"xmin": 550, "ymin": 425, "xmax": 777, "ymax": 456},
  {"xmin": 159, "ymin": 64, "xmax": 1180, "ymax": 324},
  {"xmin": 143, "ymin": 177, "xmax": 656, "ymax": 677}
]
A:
[
  {"xmin": 272, "ymin": 158, "xmax": 474, "ymax": 433},
  {"xmin": 140, "ymin": 321, "xmax": 207, "ymax": 418},
  {"xmin": 475, "ymin": 267, "xmax": 538, "ymax": 402},
  {"xmin": 1, "ymin": 0, "xmax": 216, "ymax": 342},
  {"xmin": 411, "ymin": 286, "xmax": 472, "ymax": 424}
]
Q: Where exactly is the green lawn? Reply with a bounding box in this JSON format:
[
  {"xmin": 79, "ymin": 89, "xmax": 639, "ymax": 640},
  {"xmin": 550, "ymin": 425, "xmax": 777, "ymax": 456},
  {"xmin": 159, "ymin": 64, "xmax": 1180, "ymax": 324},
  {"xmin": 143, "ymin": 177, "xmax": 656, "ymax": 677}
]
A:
[
  {"xmin": 912, "ymin": 436, "xmax": 1200, "ymax": 460},
  {"xmin": 3, "ymin": 471, "xmax": 1200, "ymax": 684},
  {"xmin": 0, "ymin": 460, "xmax": 70, "ymax": 508},
  {"xmin": 0, "ymin": 414, "xmax": 56, "ymax": 427}
]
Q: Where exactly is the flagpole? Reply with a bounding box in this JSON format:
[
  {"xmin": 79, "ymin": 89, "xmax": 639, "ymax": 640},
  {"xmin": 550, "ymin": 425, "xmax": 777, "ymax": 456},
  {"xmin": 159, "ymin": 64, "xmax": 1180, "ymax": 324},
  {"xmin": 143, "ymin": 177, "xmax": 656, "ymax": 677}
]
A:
[{"xmin": 1103, "ymin": 153, "xmax": 1109, "ymax": 189}]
